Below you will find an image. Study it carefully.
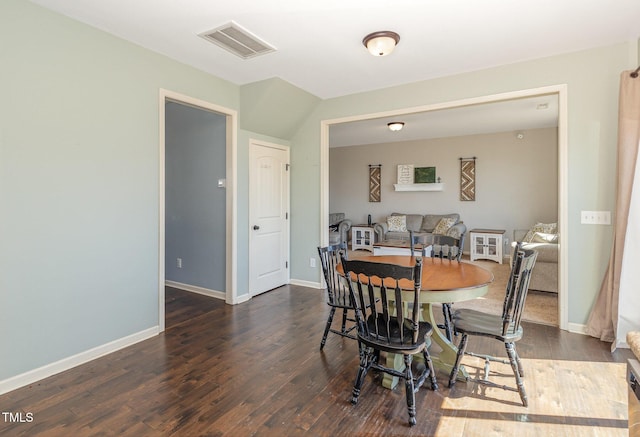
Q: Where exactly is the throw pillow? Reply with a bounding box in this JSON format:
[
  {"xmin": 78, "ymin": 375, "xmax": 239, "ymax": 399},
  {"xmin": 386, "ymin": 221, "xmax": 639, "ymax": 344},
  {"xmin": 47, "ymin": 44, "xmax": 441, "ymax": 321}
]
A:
[
  {"xmin": 523, "ymin": 222, "xmax": 557, "ymax": 242},
  {"xmin": 387, "ymin": 215, "xmax": 407, "ymax": 232},
  {"xmin": 530, "ymin": 232, "xmax": 559, "ymax": 244},
  {"xmin": 432, "ymin": 217, "xmax": 457, "ymax": 235}
]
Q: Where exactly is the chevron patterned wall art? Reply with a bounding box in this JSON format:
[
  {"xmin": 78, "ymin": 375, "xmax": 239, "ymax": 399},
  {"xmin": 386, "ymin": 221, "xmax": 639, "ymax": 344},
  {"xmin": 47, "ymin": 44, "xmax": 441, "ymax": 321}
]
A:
[
  {"xmin": 369, "ymin": 164, "xmax": 381, "ymax": 202},
  {"xmin": 460, "ymin": 157, "xmax": 476, "ymax": 201}
]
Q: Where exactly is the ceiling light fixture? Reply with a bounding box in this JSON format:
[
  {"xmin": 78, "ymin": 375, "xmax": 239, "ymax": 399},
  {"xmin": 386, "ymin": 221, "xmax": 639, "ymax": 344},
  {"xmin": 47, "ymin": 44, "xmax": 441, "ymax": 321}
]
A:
[
  {"xmin": 363, "ymin": 31, "xmax": 400, "ymax": 56},
  {"xmin": 388, "ymin": 122, "xmax": 404, "ymax": 132}
]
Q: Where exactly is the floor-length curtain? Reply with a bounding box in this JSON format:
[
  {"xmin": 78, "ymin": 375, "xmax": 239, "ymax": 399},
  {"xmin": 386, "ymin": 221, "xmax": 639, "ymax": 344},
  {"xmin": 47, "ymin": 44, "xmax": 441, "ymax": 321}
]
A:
[{"xmin": 586, "ymin": 70, "xmax": 640, "ymax": 344}]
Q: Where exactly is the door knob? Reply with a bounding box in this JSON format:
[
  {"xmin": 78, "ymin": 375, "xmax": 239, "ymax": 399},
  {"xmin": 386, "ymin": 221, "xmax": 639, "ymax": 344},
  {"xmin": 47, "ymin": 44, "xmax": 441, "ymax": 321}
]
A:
[{"xmin": 253, "ymin": 225, "xmax": 260, "ymax": 230}]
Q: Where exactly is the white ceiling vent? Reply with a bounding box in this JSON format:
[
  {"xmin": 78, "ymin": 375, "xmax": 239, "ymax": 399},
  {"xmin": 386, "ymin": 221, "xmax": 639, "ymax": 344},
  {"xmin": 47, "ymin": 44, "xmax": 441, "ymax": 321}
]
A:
[{"xmin": 199, "ymin": 21, "xmax": 276, "ymax": 60}]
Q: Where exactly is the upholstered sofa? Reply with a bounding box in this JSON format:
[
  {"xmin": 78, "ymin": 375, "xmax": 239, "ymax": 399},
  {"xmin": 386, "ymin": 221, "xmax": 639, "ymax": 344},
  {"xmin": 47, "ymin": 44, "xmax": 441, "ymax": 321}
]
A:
[
  {"xmin": 329, "ymin": 212, "xmax": 352, "ymax": 245},
  {"xmin": 373, "ymin": 212, "xmax": 467, "ymax": 244},
  {"xmin": 512, "ymin": 224, "xmax": 558, "ymax": 293}
]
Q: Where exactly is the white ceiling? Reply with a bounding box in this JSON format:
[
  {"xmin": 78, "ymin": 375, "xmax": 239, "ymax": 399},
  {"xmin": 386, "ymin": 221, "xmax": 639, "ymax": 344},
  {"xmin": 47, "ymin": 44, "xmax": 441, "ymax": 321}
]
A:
[
  {"xmin": 329, "ymin": 94, "xmax": 559, "ymax": 147},
  {"xmin": 29, "ymin": 0, "xmax": 640, "ymax": 100},
  {"xmin": 29, "ymin": 0, "xmax": 636, "ymax": 145}
]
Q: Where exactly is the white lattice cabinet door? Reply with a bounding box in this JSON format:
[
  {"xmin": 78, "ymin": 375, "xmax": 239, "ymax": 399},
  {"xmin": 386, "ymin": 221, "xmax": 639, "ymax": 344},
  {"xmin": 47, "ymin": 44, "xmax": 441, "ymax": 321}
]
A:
[
  {"xmin": 470, "ymin": 229, "xmax": 505, "ymax": 264},
  {"xmin": 351, "ymin": 226, "xmax": 375, "ymax": 252}
]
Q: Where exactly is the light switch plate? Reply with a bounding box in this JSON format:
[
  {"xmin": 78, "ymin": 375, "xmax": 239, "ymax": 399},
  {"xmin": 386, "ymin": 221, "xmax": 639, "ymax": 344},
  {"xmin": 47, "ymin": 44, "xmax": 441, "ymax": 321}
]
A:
[{"xmin": 581, "ymin": 210, "xmax": 611, "ymax": 225}]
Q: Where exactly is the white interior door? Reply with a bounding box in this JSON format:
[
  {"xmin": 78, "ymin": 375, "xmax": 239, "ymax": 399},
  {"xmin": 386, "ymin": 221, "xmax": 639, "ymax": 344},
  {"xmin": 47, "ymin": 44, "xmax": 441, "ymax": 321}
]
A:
[{"xmin": 249, "ymin": 141, "xmax": 290, "ymax": 296}]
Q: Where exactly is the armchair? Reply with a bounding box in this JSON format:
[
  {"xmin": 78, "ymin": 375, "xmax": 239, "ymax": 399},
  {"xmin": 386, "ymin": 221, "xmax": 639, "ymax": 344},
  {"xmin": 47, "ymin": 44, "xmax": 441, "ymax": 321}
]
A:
[{"xmin": 329, "ymin": 212, "xmax": 352, "ymax": 246}]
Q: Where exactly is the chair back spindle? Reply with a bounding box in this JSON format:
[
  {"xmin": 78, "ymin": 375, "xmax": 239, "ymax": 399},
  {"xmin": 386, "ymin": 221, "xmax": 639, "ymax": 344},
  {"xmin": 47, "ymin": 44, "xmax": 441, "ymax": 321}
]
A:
[
  {"xmin": 341, "ymin": 257, "xmax": 423, "ymax": 349},
  {"xmin": 501, "ymin": 244, "xmax": 537, "ymax": 336},
  {"xmin": 318, "ymin": 243, "xmax": 349, "ymax": 307}
]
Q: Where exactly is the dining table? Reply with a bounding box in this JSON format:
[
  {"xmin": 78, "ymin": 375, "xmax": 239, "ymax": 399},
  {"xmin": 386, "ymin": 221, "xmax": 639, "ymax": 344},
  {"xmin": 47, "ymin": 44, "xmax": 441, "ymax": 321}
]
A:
[{"xmin": 338, "ymin": 254, "xmax": 494, "ymax": 389}]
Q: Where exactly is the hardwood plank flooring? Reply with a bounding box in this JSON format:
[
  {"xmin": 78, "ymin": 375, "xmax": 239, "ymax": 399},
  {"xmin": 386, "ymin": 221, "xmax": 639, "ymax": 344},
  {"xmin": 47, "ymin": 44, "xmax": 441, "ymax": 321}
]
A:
[{"xmin": 0, "ymin": 285, "xmax": 633, "ymax": 436}]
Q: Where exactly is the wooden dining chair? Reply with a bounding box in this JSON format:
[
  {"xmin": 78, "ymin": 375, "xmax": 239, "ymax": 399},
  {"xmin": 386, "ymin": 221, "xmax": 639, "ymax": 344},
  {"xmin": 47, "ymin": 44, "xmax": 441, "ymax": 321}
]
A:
[
  {"xmin": 428, "ymin": 234, "xmax": 465, "ymax": 342},
  {"xmin": 341, "ymin": 255, "xmax": 438, "ymax": 427},
  {"xmin": 317, "ymin": 243, "xmax": 357, "ymax": 350},
  {"xmin": 448, "ymin": 244, "xmax": 537, "ymax": 406}
]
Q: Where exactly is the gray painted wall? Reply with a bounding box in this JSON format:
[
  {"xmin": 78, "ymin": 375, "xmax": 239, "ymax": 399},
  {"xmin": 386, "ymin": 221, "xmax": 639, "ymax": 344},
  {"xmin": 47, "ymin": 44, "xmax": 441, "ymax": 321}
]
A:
[
  {"xmin": 329, "ymin": 128, "xmax": 558, "ymax": 250},
  {"xmin": 165, "ymin": 102, "xmax": 226, "ymax": 291}
]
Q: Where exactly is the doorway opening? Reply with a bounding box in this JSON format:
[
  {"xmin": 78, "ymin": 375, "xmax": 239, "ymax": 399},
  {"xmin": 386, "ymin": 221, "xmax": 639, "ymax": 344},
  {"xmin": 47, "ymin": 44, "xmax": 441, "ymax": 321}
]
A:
[
  {"xmin": 320, "ymin": 85, "xmax": 568, "ymax": 331},
  {"xmin": 158, "ymin": 89, "xmax": 238, "ymax": 332}
]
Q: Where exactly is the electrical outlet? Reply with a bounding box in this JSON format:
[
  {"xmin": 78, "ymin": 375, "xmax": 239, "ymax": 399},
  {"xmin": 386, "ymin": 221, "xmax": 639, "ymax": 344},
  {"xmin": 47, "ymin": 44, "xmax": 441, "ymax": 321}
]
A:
[
  {"xmin": 309, "ymin": 257, "xmax": 316, "ymax": 268},
  {"xmin": 177, "ymin": 258, "xmax": 182, "ymax": 268}
]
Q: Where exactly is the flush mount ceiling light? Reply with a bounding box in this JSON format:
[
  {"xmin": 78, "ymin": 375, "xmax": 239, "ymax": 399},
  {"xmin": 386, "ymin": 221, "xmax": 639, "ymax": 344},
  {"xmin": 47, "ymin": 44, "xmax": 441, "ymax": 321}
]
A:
[
  {"xmin": 363, "ymin": 31, "xmax": 400, "ymax": 56},
  {"xmin": 387, "ymin": 122, "xmax": 405, "ymax": 132}
]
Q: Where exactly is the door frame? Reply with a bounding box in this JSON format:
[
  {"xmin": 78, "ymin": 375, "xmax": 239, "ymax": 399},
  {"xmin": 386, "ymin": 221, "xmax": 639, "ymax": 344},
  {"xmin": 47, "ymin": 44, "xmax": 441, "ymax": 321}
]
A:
[
  {"xmin": 320, "ymin": 84, "xmax": 569, "ymax": 331},
  {"xmin": 158, "ymin": 89, "xmax": 238, "ymax": 332},
  {"xmin": 248, "ymin": 139, "xmax": 291, "ymax": 296}
]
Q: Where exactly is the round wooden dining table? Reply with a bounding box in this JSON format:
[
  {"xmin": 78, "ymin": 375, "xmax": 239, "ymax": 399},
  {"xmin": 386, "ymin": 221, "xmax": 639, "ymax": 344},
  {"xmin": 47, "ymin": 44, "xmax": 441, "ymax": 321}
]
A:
[{"xmin": 338, "ymin": 255, "xmax": 494, "ymax": 389}]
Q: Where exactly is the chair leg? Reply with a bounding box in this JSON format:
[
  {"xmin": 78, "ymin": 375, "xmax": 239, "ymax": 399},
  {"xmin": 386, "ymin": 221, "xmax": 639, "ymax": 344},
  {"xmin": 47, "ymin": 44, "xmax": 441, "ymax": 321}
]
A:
[
  {"xmin": 514, "ymin": 349, "xmax": 525, "ymax": 377},
  {"xmin": 505, "ymin": 342, "xmax": 528, "ymax": 407},
  {"xmin": 422, "ymin": 347, "xmax": 439, "ymax": 391},
  {"xmin": 441, "ymin": 303, "xmax": 454, "ymax": 341},
  {"xmin": 320, "ymin": 307, "xmax": 336, "ymax": 350},
  {"xmin": 448, "ymin": 334, "xmax": 469, "ymax": 388},
  {"xmin": 341, "ymin": 307, "xmax": 348, "ymax": 334},
  {"xmin": 352, "ymin": 345, "xmax": 373, "ymax": 405},
  {"xmin": 403, "ymin": 354, "xmax": 417, "ymax": 427}
]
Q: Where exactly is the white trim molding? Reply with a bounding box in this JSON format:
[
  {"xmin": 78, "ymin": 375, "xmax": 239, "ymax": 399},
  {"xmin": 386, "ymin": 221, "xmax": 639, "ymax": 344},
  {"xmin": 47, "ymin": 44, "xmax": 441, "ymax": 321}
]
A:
[
  {"xmin": 165, "ymin": 280, "xmax": 226, "ymax": 300},
  {"xmin": 0, "ymin": 327, "xmax": 158, "ymax": 396},
  {"xmin": 290, "ymin": 279, "xmax": 323, "ymax": 289}
]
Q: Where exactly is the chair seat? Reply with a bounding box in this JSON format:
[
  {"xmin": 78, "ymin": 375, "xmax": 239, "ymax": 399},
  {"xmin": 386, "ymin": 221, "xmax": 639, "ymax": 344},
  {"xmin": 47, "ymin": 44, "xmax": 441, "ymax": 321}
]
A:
[
  {"xmin": 452, "ymin": 308, "xmax": 523, "ymax": 342},
  {"xmin": 359, "ymin": 314, "xmax": 433, "ymax": 354}
]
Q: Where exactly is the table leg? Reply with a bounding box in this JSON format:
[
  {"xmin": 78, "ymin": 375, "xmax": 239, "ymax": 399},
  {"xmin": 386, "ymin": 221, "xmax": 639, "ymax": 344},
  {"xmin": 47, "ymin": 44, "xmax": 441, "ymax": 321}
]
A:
[
  {"xmin": 382, "ymin": 352, "xmax": 405, "ymax": 389},
  {"xmin": 423, "ymin": 303, "xmax": 469, "ymax": 380}
]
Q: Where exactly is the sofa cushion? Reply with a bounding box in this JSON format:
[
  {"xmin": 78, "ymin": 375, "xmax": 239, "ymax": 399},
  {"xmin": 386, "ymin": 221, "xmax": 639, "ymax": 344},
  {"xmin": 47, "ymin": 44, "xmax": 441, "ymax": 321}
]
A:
[
  {"xmin": 433, "ymin": 217, "xmax": 458, "ymax": 235},
  {"xmin": 445, "ymin": 222, "xmax": 465, "ymax": 239},
  {"xmin": 386, "ymin": 231, "xmax": 411, "ymax": 241},
  {"xmin": 515, "ymin": 241, "xmax": 558, "ymax": 263},
  {"xmin": 530, "ymin": 232, "xmax": 558, "ymax": 244},
  {"xmin": 420, "ymin": 213, "xmax": 459, "ymax": 232},
  {"xmin": 391, "ymin": 213, "xmax": 423, "ymax": 231},
  {"xmin": 524, "ymin": 222, "xmax": 557, "ymax": 242},
  {"xmin": 387, "ymin": 215, "xmax": 407, "ymax": 232}
]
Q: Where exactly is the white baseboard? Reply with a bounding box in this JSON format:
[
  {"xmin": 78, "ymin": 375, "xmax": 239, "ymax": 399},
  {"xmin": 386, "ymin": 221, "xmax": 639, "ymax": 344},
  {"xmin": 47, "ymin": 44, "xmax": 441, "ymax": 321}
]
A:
[
  {"xmin": 0, "ymin": 326, "xmax": 159, "ymax": 396},
  {"xmin": 165, "ymin": 280, "xmax": 226, "ymax": 301},
  {"xmin": 289, "ymin": 279, "xmax": 323, "ymax": 289},
  {"xmin": 567, "ymin": 322, "xmax": 587, "ymax": 335}
]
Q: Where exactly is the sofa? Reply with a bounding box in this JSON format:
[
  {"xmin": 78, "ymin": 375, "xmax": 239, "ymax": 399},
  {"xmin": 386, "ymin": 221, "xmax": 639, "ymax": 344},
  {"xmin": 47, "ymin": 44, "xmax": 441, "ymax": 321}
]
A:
[
  {"xmin": 329, "ymin": 212, "xmax": 352, "ymax": 245},
  {"xmin": 512, "ymin": 224, "xmax": 558, "ymax": 293},
  {"xmin": 373, "ymin": 212, "xmax": 467, "ymax": 245}
]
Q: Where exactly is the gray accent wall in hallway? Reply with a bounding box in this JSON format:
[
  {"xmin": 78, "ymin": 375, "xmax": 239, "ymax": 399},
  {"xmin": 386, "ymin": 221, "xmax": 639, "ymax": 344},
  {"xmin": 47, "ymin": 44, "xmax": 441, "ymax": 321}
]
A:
[{"xmin": 165, "ymin": 102, "xmax": 226, "ymax": 292}]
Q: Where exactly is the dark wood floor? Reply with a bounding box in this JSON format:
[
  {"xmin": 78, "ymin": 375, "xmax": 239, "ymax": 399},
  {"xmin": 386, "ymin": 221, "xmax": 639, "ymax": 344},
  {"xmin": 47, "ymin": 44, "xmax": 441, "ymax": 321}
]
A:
[{"xmin": 0, "ymin": 285, "xmax": 633, "ymax": 436}]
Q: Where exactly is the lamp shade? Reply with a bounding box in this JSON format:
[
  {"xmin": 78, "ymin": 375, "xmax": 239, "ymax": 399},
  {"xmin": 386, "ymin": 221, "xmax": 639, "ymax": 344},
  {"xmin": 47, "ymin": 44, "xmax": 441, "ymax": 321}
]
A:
[{"xmin": 363, "ymin": 31, "xmax": 400, "ymax": 57}]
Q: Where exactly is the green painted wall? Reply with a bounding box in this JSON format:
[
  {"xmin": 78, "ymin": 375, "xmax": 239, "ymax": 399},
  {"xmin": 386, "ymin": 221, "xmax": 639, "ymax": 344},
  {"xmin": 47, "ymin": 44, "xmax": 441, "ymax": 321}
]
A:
[
  {"xmin": 290, "ymin": 42, "xmax": 638, "ymax": 326},
  {"xmin": 0, "ymin": 0, "xmax": 239, "ymax": 380},
  {"xmin": 2, "ymin": 0, "xmax": 636, "ymax": 385}
]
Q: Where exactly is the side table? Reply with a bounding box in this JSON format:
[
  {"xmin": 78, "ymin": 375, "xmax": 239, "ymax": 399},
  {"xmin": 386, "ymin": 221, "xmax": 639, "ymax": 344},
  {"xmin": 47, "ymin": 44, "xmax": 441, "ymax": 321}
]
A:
[
  {"xmin": 351, "ymin": 225, "xmax": 376, "ymax": 252},
  {"xmin": 470, "ymin": 228, "xmax": 505, "ymax": 264}
]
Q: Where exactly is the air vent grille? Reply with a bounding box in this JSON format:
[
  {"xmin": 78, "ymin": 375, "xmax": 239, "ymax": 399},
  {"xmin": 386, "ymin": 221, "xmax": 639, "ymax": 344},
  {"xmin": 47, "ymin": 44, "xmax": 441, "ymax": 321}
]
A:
[{"xmin": 199, "ymin": 22, "xmax": 275, "ymax": 59}]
